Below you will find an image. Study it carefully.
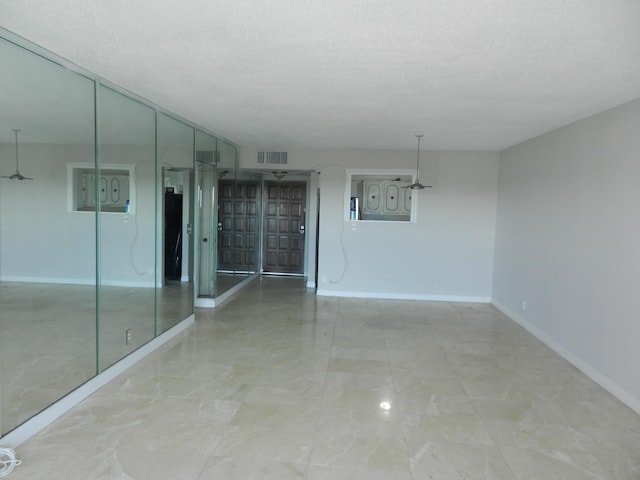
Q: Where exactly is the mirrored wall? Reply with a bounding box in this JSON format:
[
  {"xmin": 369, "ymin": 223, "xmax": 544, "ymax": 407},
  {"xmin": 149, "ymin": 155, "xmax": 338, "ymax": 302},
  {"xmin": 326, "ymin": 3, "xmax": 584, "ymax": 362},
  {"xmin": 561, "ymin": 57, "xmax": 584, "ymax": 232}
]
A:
[
  {"xmin": 0, "ymin": 31, "xmax": 257, "ymax": 438},
  {"xmin": 195, "ymin": 135, "xmax": 261, "ymax": 300},
  {"xmin": 158, "ymin": 114, "xmax": 196, "ymax": 333},
  {"xmin": 0, "ymin": 37, "xmax": 98, "ymax": 436}
]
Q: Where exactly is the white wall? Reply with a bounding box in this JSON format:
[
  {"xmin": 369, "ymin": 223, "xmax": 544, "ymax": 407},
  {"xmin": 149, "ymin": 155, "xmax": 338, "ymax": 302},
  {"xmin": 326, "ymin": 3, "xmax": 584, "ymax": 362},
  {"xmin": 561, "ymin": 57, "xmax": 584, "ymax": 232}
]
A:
[
  {"xmin": 0, "ymin": 143, "xmax": 157, "ymax": 287},
  {"xmin": 493, "ymin": 97, "xmax": 640, "ymax": 412},
  {"xmin": 1, "ymin": 143, "xmax": 96, "ymax": 283},
  {"xmin": 99, "ymin": 145, "xmax": 156, "ymax": 287},
  {"xmin": 240, "ymin": 147, "xmax": 499, "ymax": 301}
]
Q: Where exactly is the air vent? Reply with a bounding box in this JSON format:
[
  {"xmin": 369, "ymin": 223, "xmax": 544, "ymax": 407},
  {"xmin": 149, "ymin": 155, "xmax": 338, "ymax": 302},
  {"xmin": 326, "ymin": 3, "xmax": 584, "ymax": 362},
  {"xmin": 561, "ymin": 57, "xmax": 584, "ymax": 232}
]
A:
[
  {"xmin": 196, "ymin": 150, "xmax": 220, "ymax": 164},
  {"xmin": 257, "ymin": 152, "xmax": 288, "ymax": 165}
]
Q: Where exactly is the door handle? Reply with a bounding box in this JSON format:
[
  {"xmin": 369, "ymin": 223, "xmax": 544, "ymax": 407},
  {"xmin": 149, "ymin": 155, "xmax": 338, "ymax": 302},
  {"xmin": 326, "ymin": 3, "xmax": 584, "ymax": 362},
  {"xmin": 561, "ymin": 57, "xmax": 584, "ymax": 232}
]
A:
[
  {"xmin": 300, "ymin": 225, "xmax": 305, "ymax": 234},
  {"xmin": 217, "ymin": 222, "xmax": 223, "ymax": 231}
]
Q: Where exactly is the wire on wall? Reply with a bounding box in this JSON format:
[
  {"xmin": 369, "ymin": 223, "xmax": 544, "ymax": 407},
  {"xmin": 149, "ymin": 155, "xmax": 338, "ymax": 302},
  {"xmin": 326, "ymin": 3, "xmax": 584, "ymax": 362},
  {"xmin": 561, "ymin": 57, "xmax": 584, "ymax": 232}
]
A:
[
  {"xmin": 328, "ymin": 216, "xmax": 348, "ymax": 284},
  {"xmin": 310, "ymin": 164, "xmax": 349, "ymax": 285},
  {"xmin": 126, "ymin": 164, "xmax": 148, "ymax": 276},
  {"xmin": 0, "ymin": 448, "xmax": 22, "ymax": 477}
]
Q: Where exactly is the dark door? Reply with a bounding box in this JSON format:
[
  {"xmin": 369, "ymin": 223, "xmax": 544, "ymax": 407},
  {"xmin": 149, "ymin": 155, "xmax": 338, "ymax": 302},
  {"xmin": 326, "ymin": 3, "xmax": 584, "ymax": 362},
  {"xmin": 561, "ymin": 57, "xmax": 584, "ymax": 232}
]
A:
[
  {"xmin": 263, "ymin": 181, "xmax": 306, "ymax": 274},
  {"xmin": 218, "ymin": 180, "xmax": 259, "ymax": 272}
]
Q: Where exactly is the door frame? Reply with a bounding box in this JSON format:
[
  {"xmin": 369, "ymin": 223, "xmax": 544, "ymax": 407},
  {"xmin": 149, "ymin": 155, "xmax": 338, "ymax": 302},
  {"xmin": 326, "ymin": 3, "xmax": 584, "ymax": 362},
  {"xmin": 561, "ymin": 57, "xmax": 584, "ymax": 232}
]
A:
[{"xmin": 256, "ymin": 172, "xmax": 318, "ymax": 285}]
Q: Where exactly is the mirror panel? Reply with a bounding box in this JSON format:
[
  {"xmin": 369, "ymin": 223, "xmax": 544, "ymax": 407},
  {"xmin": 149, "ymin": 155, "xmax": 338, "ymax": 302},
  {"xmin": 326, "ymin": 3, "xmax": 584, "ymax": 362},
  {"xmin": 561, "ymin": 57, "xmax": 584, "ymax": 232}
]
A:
[
  {"xmin": 97, "ymin": 85, "xmax": 156, "ymax": 371},
  {"xmin": 234, "ymin": 168, "xmax": 262, "ymax": 277},
  {"xmin": 158, "ymin": 114, "xmax": 195, "ymax": 332},
  {"xmin": 216, "ymin": 141, "xmax": 246, "ymax": 291},
  {"xmin": 195, "ymin": 131, "xmax": 218, "ymax": 298},
  {"xmin": 0, "ymin": 30, "xmax": 239, "ymax": 438},
  {"xmin": 0, "ymin": 38, "xmax": 96, "ymax": 434}
]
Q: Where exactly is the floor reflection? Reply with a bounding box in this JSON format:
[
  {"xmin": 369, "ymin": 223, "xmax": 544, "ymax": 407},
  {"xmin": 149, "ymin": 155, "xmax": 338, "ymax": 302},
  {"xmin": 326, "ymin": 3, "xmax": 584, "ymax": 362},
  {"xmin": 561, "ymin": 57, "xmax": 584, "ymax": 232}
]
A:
[
  {"xmin": 0, "ymin": 281, "xmax": 193, "ymax": 435},
  {"xmin": 215, "ymin": 272, "xmax": 250, "ymax": 297}
]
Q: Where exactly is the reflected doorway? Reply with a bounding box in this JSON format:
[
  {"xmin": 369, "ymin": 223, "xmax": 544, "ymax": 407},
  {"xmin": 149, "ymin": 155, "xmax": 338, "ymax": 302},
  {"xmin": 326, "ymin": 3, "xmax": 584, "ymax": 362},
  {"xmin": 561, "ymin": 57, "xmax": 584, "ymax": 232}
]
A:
[
  {"xmin": 218, "ymin": 180, "xmax": 259, "ymax": 273},
  {"xmin": 164, "ymin": 189, "xmax": 183, "ymax": 281},
  {"xmin": 163, "ymin": 168, "xmax": 194, "ymax": 284},
  {"xmin": 159, "ymin": 168, "xmax": 195, "ymax": 333}
]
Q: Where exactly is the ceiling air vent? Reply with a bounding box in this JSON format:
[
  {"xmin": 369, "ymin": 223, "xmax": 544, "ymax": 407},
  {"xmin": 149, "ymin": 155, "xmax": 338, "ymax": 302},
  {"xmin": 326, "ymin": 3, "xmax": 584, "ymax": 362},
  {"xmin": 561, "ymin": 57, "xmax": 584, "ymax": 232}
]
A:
[
  {"xmin": 196, "ymin": 150, "xmax": 219, "ymax": 165},
  {"xmin": 257, "ymin": 151, "xmax": 288, "ymax": 165}
]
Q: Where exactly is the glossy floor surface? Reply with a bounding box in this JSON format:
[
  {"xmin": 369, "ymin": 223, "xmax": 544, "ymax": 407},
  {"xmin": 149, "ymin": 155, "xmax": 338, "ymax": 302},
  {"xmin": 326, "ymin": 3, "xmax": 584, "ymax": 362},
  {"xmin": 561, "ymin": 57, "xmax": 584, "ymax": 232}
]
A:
[
  {"xmin": 8, "ymin": 277, "xmax": 640, "ymax": 479},
  {"xmin": 0, "ymin": 281, "xmax": 194, "ymax": 434}
]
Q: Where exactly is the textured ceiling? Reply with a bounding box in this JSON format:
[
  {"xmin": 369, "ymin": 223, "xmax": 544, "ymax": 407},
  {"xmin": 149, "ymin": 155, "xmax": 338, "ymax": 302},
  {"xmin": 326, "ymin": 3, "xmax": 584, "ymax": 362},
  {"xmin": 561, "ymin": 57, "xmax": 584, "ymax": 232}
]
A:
[{"xmin": 1, "ymin": 0, "xmax": 640, "ymax": 150}]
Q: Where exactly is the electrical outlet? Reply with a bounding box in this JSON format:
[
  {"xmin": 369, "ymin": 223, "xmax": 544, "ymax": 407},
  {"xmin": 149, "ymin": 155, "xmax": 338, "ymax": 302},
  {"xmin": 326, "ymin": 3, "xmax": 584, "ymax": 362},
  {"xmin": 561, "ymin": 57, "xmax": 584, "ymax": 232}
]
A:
[
  {"xmin": 522, "ymin": 300, "xmax": 527, "ymax": 311},
  {"xmin": 321, "ymin": 275, "xmax": 327, "ymax": 283},
  {"xmin": 351, "ymin": 222, "xmax": 356, "ymax": 231},
  {"xmin": 125, "ymin": 328, "xmax": 132, "ymax": 345}
]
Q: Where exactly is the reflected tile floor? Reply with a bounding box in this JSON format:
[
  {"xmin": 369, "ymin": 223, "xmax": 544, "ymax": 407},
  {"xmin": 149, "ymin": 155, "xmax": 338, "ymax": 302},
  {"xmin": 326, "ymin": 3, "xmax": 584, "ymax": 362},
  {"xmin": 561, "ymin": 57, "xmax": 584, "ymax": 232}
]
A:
[
  {"xmin": 0, "ymin": 281, "xmax": 192, "ymax": 434},
  {"xmin": 8, "ymin": 277, "xmax": 640, "ymax": 479}
]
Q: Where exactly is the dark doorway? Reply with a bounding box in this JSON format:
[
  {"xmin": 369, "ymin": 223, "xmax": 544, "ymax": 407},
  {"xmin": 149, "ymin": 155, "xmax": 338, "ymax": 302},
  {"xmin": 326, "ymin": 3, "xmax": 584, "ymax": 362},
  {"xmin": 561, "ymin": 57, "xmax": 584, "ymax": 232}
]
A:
[
  {"xmin": 263, "ymin": 181, "xmax": 306, "ymax": 275},
  {"xmin": 164, "ymin": 189, "xmax": 183, "ymax": 280}
]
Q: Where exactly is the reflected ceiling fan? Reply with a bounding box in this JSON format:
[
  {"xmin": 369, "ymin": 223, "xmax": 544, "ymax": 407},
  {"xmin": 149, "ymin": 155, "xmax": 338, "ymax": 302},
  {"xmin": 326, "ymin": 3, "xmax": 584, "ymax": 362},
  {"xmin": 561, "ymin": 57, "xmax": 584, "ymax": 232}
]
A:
[
  {"xmin": 405, "ymin": 134, "xmax": 431, "ymax": 190},
  {"xmin": 1, "ymin": 129, "xmax": 34, "ymax": 181}
]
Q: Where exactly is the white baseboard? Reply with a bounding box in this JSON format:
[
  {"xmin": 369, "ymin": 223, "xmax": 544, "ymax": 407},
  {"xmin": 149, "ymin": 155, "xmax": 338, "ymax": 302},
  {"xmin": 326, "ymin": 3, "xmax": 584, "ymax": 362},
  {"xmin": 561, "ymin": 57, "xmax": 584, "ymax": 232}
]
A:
[
  {"xmin": 195, "ymin": 274, "xmax": 259, "ymax": 309},
  {"xmin": 1, "ymin": 275, "xmax": 94, "ymax": 285},
  {"xmin": 100, "ymin": 279, "xmax": 155, "ymax": 288},
  {"xmin": 1, "ymin": 276, "xmax": 155, "ymax": 288},
  {"xmin": 316, "ymin": 289, "xmax": 490, "ymax": 303},
  {"xmin": 0, "ymin": 315, "xmax": 194, "ymax": 448},
  {"xmin": 492, "ymin": 299, "xmax": 640, "ymax": 416},
  {"xmin": 195, "ymin": 297, "xmax": 217, "ymax": 308},
  {"xmin": 306, "ymin": 280, "xmax": 316, "ymax": 289}
]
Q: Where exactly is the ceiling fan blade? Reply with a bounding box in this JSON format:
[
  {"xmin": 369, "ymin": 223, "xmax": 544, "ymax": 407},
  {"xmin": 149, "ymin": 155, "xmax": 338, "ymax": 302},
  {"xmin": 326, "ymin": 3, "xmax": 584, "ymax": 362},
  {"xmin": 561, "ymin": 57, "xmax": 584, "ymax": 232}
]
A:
[
  {"xmin": 403, "ymin": 181, "xmax": 432, "ymax": 190},
  {"xmin": 1, "ymin": 172, "xmax": 34, "ymax": 181}
]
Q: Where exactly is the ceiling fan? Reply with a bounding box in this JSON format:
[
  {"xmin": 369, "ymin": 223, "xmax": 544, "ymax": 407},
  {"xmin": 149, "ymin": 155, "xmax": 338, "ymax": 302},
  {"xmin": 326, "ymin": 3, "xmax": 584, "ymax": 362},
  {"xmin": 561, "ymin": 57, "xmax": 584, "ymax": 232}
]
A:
[
  {"xmin": 405, "ymin": 134, "xmax": 431, "ymax": 190},
  {"xmin": 1, "ymin": 129, "xmax": 34, "ymax": 181},
  {"xmin": 243, "ymin": 169, "xmax": 309, "ymax": 179}
]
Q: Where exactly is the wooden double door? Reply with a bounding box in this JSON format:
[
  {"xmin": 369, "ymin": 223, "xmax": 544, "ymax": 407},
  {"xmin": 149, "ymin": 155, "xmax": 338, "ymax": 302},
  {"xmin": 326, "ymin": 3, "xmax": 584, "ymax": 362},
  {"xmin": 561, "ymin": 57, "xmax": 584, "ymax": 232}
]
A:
[{"xmin": 217, "ymin": 180, "xmax": 306, "ymax": 275}]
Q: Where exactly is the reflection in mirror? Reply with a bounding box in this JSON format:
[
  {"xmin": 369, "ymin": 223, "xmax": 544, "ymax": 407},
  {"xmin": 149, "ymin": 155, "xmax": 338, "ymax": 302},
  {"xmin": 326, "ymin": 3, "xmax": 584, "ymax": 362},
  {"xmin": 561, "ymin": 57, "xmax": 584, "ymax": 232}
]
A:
[
  {"xmin": 97, "ymin": 85, "xmax": 157, "ymax": 371},
  {"xmin": 0, "ymin": 30, "xmax": 235, "ymax": 440},
  {"xmin": 196, "ymin": 161, "xmax": 216, "ymax": 299},
  {"xmin": 195, "ymin": 131, "xmax": 218, "ymax": 299},
  {"xmin": 0, "ymin": 37, "xmax": 96, "ymax": 434},
  {"xmin": 158, "ymin": 114, "xmax": 195, "ymax": 333},
  {"xmin": 194, "ymin": 134, "xmax": 256, "ymax": 300},
  {"xmin": 215, "ymin": 180, "xmax": 238, "ymax": 294},
  {"xmin": 215, "ymin": 141, "xmax": 254, "ymax": 294},
  {"xmin": 231, "ymin": 169, "xmax": 261, "ymax": 277},
  {"xmin": 218, "ymin": 140, "xmax": 238, "ymax": 293}
]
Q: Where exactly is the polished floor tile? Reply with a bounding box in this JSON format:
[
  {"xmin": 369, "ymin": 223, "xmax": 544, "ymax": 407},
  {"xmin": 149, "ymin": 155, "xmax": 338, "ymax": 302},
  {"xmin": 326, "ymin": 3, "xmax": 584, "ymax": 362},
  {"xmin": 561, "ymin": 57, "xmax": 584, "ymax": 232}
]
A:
[{"xmin": 6, "ymin": 276, "xmax": 640, "ymax": 479}]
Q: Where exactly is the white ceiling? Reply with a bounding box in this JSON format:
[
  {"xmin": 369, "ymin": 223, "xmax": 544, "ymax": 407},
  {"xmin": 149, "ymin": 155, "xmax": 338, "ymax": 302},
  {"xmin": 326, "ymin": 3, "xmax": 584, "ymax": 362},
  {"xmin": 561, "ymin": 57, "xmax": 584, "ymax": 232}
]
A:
[{"xmin": 1, "ymin": 0, "xmax": 639, "ymax": 151}]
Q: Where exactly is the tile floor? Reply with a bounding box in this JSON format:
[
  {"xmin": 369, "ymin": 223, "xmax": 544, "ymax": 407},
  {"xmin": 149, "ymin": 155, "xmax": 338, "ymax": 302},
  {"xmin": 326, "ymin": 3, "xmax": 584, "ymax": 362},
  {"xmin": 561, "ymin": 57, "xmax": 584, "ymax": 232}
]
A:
[{"xmin": 6, "ymin": 277, "xmax": 640, "ymax": 479}]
